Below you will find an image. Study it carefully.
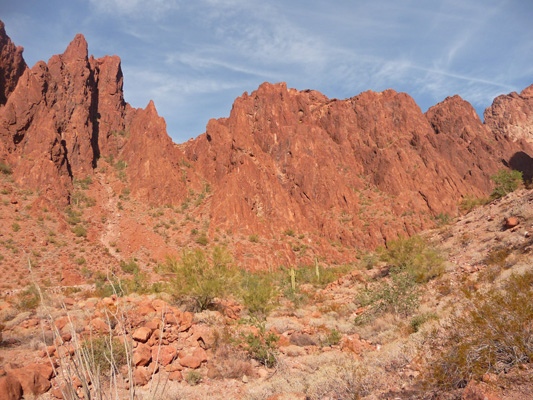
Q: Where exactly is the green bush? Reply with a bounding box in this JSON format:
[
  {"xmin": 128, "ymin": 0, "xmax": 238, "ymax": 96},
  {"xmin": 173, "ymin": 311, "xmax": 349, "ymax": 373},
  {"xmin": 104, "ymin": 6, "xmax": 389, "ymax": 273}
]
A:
[
  {"xmin": 186, "ymin": 370, "xmax": 202, "ymax": 385},
  {"xmin": 17, "ymin": 284, "xmax": 40, "ymax": 310},
  {"xmin": 239, "ymin": 318, "xmax": 279, "ymax": 367},
  {"xmin": 83, "ymin": 337, "xmax": 128, "ymax": 373},
  {"xmin": 166, "ymin": 247, "xmax": 238, "ymax": 311},
  {"xmin": 72, "ymin": 225, "xmax": 87, "ymax": 237},
  {"xmin": 12, "ymin": 223, "xmax": 20, "ymax": 232},
  {"xmin": 0, "ymin": 163, "xmax": 12, "ymax": 175},
  {"xmin": 378, "ymin": 235, "xmax": 444, "ymax": 283},
  {"xmin": 322, "ymin": 328, "xmax": 342, "ymax": 347},
  {"xmin": 490, "ymin": 169, "xmax": 522, "ymax": 199},
  {"xmin": 196, "ymin": 233, "xmax": 209, "ymax": 246},
  {"xmin": 459, "ymin": 195, "xmax": 489, "ymax": 212},
  {"xmin": 355, "ymin": 271, "xmax": 419, "ymax": 323},
  {"xmin": 239, "ymin": 271, "xmax": 278, "ymax": 318},
  {"xmin": 120, "ymin": 259, "xmax": 140, "ymax": 274},
  {"xmin": 426, "ymin": 271, "xmax": 533, "ymax": 389}
]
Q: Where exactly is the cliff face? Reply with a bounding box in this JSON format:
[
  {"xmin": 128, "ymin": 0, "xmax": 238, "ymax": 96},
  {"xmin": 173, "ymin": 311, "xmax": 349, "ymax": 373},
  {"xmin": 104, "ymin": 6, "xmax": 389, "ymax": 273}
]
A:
[
  {"xmin": 0, "ymin": 21, "xmax": 532, "ymax": 258},
  {"xmin": 184, "ymin": 83, "xmax": 531, "ymax": 247},
  {"xmin": 0, "ymin": 21, "xmax": 26, "ymax": 106},
  {"xmin": 0, "ymin": 28, "xmax": 189, "ymax": 204}
]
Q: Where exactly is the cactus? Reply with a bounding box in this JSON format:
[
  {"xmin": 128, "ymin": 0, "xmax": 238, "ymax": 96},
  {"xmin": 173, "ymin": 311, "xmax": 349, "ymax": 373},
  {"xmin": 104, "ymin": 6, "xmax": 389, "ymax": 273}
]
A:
[
  {"xmin": 290, "ymin": 268, "xmax": 296, "ymax": 291},
  {"xmin": 315, "ymin": 258, "xmax": 320, "ymax": 282}
]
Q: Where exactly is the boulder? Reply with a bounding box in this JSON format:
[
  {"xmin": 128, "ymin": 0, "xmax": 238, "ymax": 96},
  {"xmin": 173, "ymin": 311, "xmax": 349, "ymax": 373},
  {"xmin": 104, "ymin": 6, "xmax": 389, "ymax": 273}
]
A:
[
  {"xmin": 133, "ymin": 343, "xmax": 152, "ymax": 367},
  {"xmin": 0, "ymin": 374, "xmax": 23, "ymax": 400},
  {"xmin": 132, "ymin": 326, "xmax": 152, "ymax": 343}
]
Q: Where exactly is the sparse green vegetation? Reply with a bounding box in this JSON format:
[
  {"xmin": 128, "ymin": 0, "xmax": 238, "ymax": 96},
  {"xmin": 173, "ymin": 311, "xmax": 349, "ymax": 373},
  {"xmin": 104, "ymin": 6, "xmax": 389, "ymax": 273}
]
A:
[
  {"xmin": 12, "ymin": 222, "xmax": 20, "ymax": 232},
  {"xmin": 240, "ymin": 271, "xmax": 278, "ymax": 318},
  {"xmin": 426, "ymin": 271, "xmax": 533, "ymax": 389},
  {"xmin": 490, "ymin": 169, "xmax": 523, "ymax": 199},
  {"xmin": 166, "ymin": 247, "xmax": 238, "ymax": 311},
  {"xmin": 377, "ymin": 235, "xmax": 445, "ymax": 283},
  {"xmin": 186, "ymin": 370, "xmax": 202, "ymax": 385},
  {"xmin": 83, "ymin": 336, "xmax": 128, "ymax": 372},
  {"xmin": 356, "ymin": 270, "xmax": 419, "ymax": 323},
  {"xmin": 196, "ymin": 233, "xmax": 209, "ymax": 246},
  {"xmin": 239, "ymin": 318, "xmax": 279, "ymax": 367},
  {"xmin": 72, "ymin": 225, "xmax": 87, "ymax": 237},
  {"xmin": 0, "ymin": 162, "xmax": 12, "ymax": 175},
  {"xmin": 460, "ymin": 195, "xmax": 489, "ymax": 213}
]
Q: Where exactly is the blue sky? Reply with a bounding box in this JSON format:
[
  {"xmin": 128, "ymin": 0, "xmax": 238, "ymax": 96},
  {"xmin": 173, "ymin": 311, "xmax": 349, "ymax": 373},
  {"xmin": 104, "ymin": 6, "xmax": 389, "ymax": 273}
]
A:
[{"xmin": 2, "ymin": 0, "xmax": 532, "ymax": 143}]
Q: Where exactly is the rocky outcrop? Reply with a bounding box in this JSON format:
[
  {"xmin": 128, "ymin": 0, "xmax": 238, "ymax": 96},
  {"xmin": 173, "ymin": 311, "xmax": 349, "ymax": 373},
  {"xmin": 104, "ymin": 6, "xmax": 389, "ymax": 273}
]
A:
[
  {"xmin": 0, "ymin": 21, "xmax": 26, "ymax": 106},
  {"xmin": 485, "ymin": 84, "xmax": 533, "ymax": 144},
  {"xmin": 184, "ymin": 83, "xmax": 532, "ymax": 248},
  {"xmin": 0, "ymin": 23, "xmax": 189, "ymax": 204},
  {"xmin": 0, "ymin": 20, "xmax": 532, "ymax": 256}
]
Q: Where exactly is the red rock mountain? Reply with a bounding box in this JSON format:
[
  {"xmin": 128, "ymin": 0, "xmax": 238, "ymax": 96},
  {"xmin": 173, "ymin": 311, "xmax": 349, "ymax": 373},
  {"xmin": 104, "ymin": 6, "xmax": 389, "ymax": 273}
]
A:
[{"xmin": 1, "ymin": 23, "xmax": 532, "ymax": 263}]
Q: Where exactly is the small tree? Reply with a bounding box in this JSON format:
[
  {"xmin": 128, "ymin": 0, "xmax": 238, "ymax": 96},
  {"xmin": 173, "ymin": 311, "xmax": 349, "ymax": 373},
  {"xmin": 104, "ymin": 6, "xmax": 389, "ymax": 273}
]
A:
[
  {"xmin": 490, "ymin": 169, "xmax": 522, "ymax": 199},
  {"xmin": 166, "ymin": 247, "xmax": 238, "ymax": 311}
]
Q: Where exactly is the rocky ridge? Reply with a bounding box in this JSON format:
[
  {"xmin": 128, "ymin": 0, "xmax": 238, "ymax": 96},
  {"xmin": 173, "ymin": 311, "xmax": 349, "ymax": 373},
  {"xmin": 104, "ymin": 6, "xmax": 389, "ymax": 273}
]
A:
[{"xmin": 0, "ymin": 21, "xmax": 532, "ymax": 269}]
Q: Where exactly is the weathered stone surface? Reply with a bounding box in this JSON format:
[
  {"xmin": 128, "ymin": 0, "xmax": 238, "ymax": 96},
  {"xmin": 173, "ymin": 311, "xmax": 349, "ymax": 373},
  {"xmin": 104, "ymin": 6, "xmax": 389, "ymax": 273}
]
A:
[
  {"xmin": 179, "ymin": 355, "xmax": 202, "ymax": 369},
  {"xmin": 0, "ymin": 374, "xmax": 23, "ymax": 400},
  {"xmin": 184, "ymin": 82, "xmax": 533, "ymax": 261},
  {"xmin": 8, "ymin": 368, "xmax": 51, "ymax": 396},
  {"xmin": 168, "ymin": 370, "xmax": 183, "ymax": 381},
  {"xmin": 133, "ymin": 343, "xmax": 152, "ymax": 366},
  {"xmin": 133, "ymin": 367, "xmax": 150, "ymax": 386},
  {"xmin": 462, "ymin": 380, "xmax": 501, "ymax": 400},
  {"xmin": 0, "ymin": 21, "xmax": 26, "ymax": 106},
  {"xmin": 132, "ymin": 326, "xmax": 152, "ymax": 343},
  {"xmin": 485, "ymin": 84, "xmax": 533, "ymax": 144},
  {"xmin": 152, "ymin": 345, "xmax": 177, "ymax": 366}
]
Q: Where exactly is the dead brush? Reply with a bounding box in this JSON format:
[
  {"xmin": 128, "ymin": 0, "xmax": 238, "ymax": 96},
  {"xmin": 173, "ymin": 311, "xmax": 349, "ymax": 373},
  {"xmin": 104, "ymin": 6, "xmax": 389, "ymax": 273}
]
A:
[
  {"xmin": 29, "ymin": 260, "xmax": 170, "ymax": 399},
  {"xmin": 422, "ymin": 270, "xmax": 533, "ymax": 389}
]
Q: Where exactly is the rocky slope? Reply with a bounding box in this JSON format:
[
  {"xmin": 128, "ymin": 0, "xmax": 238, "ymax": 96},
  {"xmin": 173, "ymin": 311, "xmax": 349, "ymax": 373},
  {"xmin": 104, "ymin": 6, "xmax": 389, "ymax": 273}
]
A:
[{"xmin": 0, "ymin": 21, "xmax": 532, "ymax": 270}]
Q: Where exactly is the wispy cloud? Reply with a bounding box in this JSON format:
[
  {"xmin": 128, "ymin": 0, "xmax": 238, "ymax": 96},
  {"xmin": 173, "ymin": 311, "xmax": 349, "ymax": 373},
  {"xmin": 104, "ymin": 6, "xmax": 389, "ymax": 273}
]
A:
[{"xmin": 88, "ymin": 0, "xmax": 181, "ymax": 20}]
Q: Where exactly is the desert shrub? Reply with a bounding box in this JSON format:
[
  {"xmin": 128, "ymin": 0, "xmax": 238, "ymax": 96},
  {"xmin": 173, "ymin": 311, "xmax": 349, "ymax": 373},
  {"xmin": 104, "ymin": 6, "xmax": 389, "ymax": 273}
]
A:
[
  {"xmin": 17, "ymin": 284, "xmax": 40, "ymax": 310},
  {"xmin": 294, "ymin": 263, "xmax": 352, "ymax": 287},
  {"xmin": 425, "ymin": 271, "xmax": 533, "ymax": 389},
  {"xmin": 355, "ymin": 271, "xmax": 419, "ymax": 323},
  {"xmin": 75, "ymin": 257, "xmax": 86, "ymax": 265},
  {"xmin": 321, "ymin": 328, "xmax": 342, "ymax": 347},
  {"xmin": 433, "ymin": 212, "xmax": 451, "ymax": 227},
  {"xmin": 114, "ymin": 160, "xmax": 127, "ymax": 170},
  {"xmin": 0, "ymin": 162, "xmax": 12, "ymax": 175},
  {"xmin": 490, "ymin": 169, "xmax": 522, "ymax": 199},
  {"xmin": 71, "ymin": 191, "xmax": 96, "ymax": 207},
  {"xmin": 74, "ymin": 176, "xmax": 93, "ymax": 190},
  {"xmin": 239, "ymin": 318, "xmax": 279, "ymax": 367},
  {"xmin": 120, "ymin": 259, "xmax": 140, "ymax": 275},
  {"xmin": 239, "ymin": 271, "xmax": 278, "ymax": 318},
  {"xmin": 66, "ymin": 207, "xmax": 82, "ymax": 225},
  {"xmin": 83, "ymin": 336, "xmax": 128, "ymax": 373},
  {"xmin": 409, "ymin": 312, "xmax": 438, "ymax": 333},
  {"xmin": 166, "ymin": 247, "xmax": 238, "ymax": 311},
  {"xmin": 196, "ymin": 233, "xmax": 209, "ymax": 246},
  {"xmin": 248, "ymin": 234, "xmax": 259, "ymax": 243},
  {"xmin": 283, "ymin": 228, "xmax": 295, "ymax": 237},
  {"xmin": 72, "ymin": 225, "xmax": 87, "ymax": 237},
  {"xmin": 12, "ymin": 223, "xmax": 20, "ymax": 232},
  {"xmin": 186, "ymin": 370, "xmax": 202, "ymax": 385},
  {"xmin": 460, "ymin": 195, "xmax": 489, "ymax": 212},
  {"xmin": 378, "ymin": 235, "xmax": 444, "ymax": 283},
  {"xmin": 360, "ymin": 253, "xmax": 379, "ymax": 270}
]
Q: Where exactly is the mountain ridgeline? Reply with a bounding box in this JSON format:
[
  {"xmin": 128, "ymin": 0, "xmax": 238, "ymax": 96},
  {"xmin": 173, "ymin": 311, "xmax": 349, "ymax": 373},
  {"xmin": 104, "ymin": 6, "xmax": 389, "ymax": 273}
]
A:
[{"xmin": 1, "ymin": 21, "xmax": 532, "ymax": 263}]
